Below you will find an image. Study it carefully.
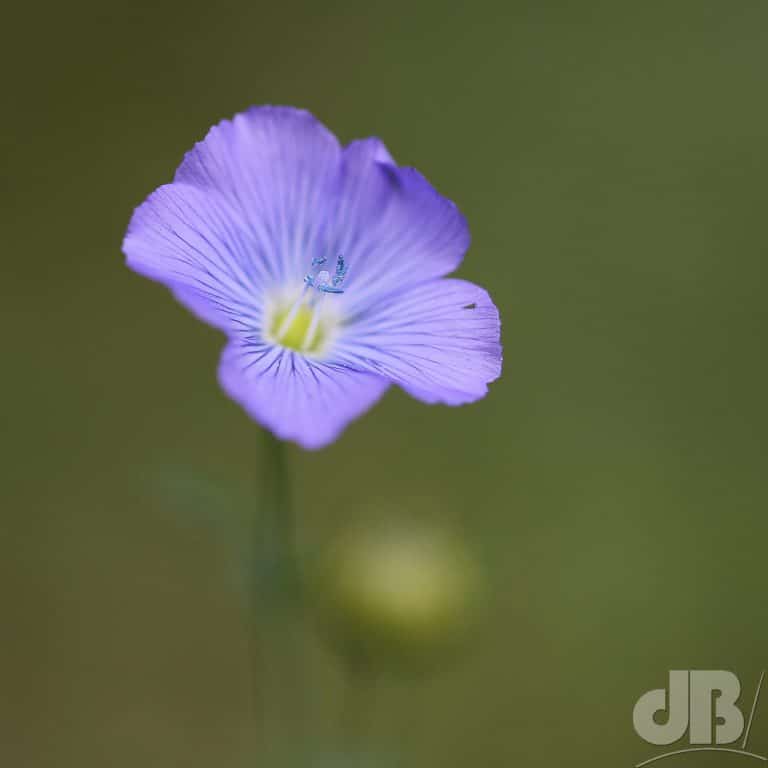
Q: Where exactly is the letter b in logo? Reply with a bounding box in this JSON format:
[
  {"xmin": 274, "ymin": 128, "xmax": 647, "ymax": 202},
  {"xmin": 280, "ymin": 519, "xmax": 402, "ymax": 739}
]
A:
[{"xmin": 633, "ymin": 671, "xmax": 744, "ymax": 746}]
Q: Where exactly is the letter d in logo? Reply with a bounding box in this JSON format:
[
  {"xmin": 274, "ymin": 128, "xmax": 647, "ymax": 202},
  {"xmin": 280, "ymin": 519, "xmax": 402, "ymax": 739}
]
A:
[{"xmin": 633, "ymin": 670, "xmax": 690, "ymax": 746}]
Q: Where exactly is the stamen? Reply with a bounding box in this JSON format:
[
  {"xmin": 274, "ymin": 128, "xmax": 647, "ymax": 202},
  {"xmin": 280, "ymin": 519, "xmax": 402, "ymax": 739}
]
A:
[
  {"xmin": 272, "ymin": 254, "xmax": 349, "ymax": 354},
  {"xmin": 333, "ymin": 254, "xmax": 347, "ymax": 287},
  {"xmin": 301, "ymin": 299, "xmax": 323, "ymax": 352},
  {"xmin": 275, "ymin": 283, "xmax": 310, "ymax": 340}
]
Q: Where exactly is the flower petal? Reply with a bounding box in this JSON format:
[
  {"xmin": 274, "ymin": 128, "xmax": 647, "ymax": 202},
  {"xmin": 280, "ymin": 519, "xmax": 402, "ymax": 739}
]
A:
[
  {"xmin": 332, "ymin": 279, "xmax": 502, "ymax": 405},
  {"xmin": 130, "ymin": 108, "xmax": 470, "ymax": 331},
  {"xmin": 330, "ymin": 141, "xmax": 471, "ymax": 314},
  {"xmin": 175, "ymin": 106, "xmax": 341, "ymax": 285},
  {"xmin": 124, "ymin": 183, "xmax": 267, "ymax": 333},
  {"xmin": 218, "ymin": 341, "xmax": 390, "ymax": 449}
]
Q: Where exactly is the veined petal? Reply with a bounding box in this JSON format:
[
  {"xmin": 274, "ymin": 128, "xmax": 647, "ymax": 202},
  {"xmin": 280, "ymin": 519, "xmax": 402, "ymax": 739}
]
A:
[
  {"xmin": 330, "ymin": 140, "xmax": 471, "ymax": 314},
  {"xmin": 218, "ymin": 341, "xmax": 390, "ymax": 450},
  {"xmin": 123, "ymin": 183, "xmax": 266, "ymax": 334},
  {"xmin": 333, "ymin": 279, "xmax": 502, "ymax": 405},
  {"xmin": 175, "ymin": 106, "xmax": 341, "ymax": 285}
]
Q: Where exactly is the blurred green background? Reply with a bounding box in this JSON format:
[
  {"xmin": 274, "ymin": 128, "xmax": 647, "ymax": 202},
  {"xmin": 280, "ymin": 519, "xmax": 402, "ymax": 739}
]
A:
[{"xmin": 2, "ymin": 1, "xmax": 767, "ymax": 765}]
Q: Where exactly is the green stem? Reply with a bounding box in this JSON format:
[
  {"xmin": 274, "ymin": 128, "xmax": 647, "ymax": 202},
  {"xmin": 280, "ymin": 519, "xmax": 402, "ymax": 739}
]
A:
[
  {"xmin": 253, "ymin": 430, "xmax": 304, "ymax": 759},
  {"xmin": 261, "ymin": 429, "xmax": 296, "ymax": 599}
]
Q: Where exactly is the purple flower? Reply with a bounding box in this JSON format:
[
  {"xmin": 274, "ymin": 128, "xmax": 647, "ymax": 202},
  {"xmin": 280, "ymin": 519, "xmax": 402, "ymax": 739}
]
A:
[{"xmin": 123, "ymin": 107, "xmax": 502, "ymax": 449}]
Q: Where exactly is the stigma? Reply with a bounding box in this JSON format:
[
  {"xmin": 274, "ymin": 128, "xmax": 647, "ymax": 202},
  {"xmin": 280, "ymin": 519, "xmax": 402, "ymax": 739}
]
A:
[{"xmin": 267, "ymin": 254, "xmax": 348, "ymax": 355}]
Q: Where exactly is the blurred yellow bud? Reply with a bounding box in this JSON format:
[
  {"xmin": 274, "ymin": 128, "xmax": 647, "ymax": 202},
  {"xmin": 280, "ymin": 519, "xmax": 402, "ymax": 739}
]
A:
[{"xmin": 313, "ymin": 519, "xmax": 482, "ymax": 668}]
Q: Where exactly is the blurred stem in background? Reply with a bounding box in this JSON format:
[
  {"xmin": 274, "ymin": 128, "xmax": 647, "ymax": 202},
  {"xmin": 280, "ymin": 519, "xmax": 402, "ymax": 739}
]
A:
[
  {"xmin": 314, "ymin": 518, "xmax": 484, "ymax": 766},
  {"xmin": 250, "ymin": 444, "xmax": 484, "ymax": 765},
  {"xmin": 339, "ymin": 656, "xmax": 380, "ymax": 760}
]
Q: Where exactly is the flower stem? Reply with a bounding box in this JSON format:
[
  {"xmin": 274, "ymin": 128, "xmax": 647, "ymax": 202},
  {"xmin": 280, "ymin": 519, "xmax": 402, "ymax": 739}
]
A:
[
  {"xmin": 261, "ymin": 429, "xmax": 295, "ymax": 596},
  {"xmin": 253, "ymin": 430, "xmax": 304, "ymax": 759}
]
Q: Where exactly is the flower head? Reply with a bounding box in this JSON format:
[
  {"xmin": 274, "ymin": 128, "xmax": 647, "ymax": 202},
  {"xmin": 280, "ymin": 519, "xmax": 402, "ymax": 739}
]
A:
[{"xmin": 123, "ymin": 107, "xmax": 502, "ymax": 449}]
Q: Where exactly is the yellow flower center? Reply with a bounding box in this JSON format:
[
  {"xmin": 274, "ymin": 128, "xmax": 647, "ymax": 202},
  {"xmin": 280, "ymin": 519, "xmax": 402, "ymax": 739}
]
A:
[{"xmin": 269, "ymin": 303, "xmax": 327, "ymax": 354}]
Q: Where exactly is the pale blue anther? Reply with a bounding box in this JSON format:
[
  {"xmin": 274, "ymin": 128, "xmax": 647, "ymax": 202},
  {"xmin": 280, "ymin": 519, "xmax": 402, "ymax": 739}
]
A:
[{"xmin": 332, "ymin": 254, "xmax": 348, "ymax": 288}]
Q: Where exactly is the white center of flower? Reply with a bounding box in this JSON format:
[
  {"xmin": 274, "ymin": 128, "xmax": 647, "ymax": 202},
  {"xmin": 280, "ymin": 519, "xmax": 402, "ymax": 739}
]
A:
[{"xmin": 265, "ymin": 254, "xmax": 348, "ymax": 356}]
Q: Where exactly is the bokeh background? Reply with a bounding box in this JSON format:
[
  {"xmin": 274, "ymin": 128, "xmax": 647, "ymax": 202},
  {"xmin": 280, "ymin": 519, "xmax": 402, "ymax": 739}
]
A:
[{"xmin": 3, "ymin": 1, "xmax": 767, "ymax": 765}]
